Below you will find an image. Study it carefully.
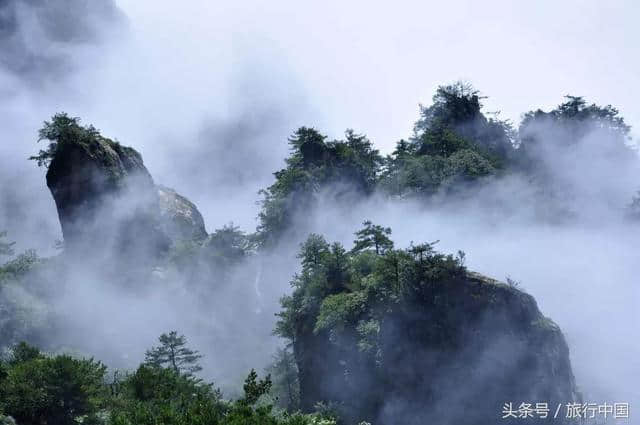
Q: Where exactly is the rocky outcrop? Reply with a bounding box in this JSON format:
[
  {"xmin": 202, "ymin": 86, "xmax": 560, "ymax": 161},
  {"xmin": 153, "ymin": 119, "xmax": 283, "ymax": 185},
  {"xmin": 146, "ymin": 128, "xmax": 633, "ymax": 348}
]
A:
[
  {"xmin": 45, "ymin": 131, "xmax": 206, "ymax": 258},
  {"xmin": 294, "ymin": 271, "xmax": 579, "ymax": 425},
  {"xmin": 157, "ymin": 186, "xmax": 207, "ymax": 241}
]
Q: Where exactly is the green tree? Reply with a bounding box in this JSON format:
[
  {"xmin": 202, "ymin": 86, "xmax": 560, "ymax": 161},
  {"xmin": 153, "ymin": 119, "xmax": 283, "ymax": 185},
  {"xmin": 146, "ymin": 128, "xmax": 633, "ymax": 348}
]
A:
[
  {"xmin": 108, "ymin": 364, "xmax": 223, "ymax": 425},
  {"xmin": 325, "ymin": 242, "xmax": 350, "ymax": 293},
  {"xmin": 144, "ymin": 331, "xmax": 203, "ymax": 377},
  {"xmin": 414, "ymin": 82, "xmax": 483, "ymax": 134},
  {"xmin": 241, "ymin": 369, "xmax": 272, "ymax": 405},
  {"xmin": 257, "ymin": 128, "xmax": 382, "ymax": 246},
  {"xmin": 520, "ymin": 95, "xmax": 631, "ymax": 144},
  {"xmin": 29, "ymin": 113, "xmax": 101, "ymax": 168},
  {"xmin": 413, "ymin": 82, "xmax": 514, "ymax": 160},
  {"xmin": 203, "ymin": 224, "xmax": 257, "ymax": 267},
  {"xmin": 266, "ymin": 348, "xmax": 300, "ymax": 411},
  {"xmin": 0, "ymin": 344, "xmax": 106, "ymax": 425},
  {"xmin": 7, "ymin": 342, "xmax": 43, "ymax": 365},
  {"xmin": 298, "ymin": 234, "xmax": 330, "ymax": 272},
  {"xmin": 518, "ymin": 95, "xmax": 633, "ymax": 159},
  {"xmin": 0, "ymin": 341, "xmax": 330, "ymax": 425},
  {"xmin": 380, "ymin": 83, "xmax": 512, "ymax": 197},
  {"xmin": 352, "ymin": 221, "xmax": 393, "ymax": 255}
]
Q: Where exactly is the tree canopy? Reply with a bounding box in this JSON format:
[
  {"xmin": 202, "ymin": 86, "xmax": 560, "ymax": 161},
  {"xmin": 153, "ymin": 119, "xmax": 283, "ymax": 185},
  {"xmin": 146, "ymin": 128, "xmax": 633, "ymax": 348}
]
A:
[
  {"xmin": 144, "ymin": 331, "xmax": 203, "ymax": 378},
  {"xmin": 29, "ymin": 113, "xmax": 102, "ymax": 168},
  {"xmin": 0, "ymin": 343, "xmax": 107, "ymax": 425},
  {"xmin": 380, "ymin": 82, "xmax": 515, "ymax": 197},
  {"xmin": 255, "ymin": 83, "xmax": 636, "ymax": 225},
  {"xmin": 519, "ymin": 95, "xmax": 631, "ymax": 145},
  {"xmin": 351, "ymin": 220, "xmax": 393, "ymax": 255},
  {"xmin": 258, "ymin": 128, "xmax": 382, "ymax": 245},
  {"xmin": 275, "ymin": 222, "xmax": 466, "ymax": 346},
  {"xmin": 0, "ymin": 337, "xmax": 338, "ymax": 425}
]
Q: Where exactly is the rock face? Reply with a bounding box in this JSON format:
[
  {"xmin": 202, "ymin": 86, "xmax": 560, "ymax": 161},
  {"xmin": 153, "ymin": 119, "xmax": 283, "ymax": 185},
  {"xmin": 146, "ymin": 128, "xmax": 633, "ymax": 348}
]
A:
[
  {"xmin": 295, "ymin": 272, "xmax": 579, "ymax": 425},
  {"xmin": 157, "ymin": 185, "xmax": 207, "ymax": 241},
  {"xmin": 46, "ymin": 133, "xmax": 205, "ymax": 258}
]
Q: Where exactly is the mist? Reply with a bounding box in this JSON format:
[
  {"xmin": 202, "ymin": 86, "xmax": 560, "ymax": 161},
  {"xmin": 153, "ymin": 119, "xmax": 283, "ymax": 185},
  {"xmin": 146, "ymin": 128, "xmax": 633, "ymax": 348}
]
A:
[{"xmin": 0, "ymin": 0, "xmax": 639, "ymax": 421}]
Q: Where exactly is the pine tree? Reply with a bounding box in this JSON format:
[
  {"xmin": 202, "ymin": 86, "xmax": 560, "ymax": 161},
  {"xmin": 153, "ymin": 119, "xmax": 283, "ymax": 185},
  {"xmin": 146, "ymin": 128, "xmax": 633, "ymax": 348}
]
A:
[
  {"xmin": 242, "ymin": 369, "xmax": 272, "ymax": 405},
  {"xmin": 352, "ymin": 221, "xmax": 393, "ymax": 255},
  {"xmin": 144, "ymin": 331, "xmax": 203, "ymax": 377}
]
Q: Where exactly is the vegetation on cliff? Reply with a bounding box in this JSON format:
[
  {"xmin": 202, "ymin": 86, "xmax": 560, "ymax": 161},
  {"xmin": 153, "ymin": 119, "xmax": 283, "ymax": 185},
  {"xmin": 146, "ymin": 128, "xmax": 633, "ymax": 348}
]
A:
[
  {"xmin": 30, "ymin": 113, "xmax": 145, "ymax": 186},
  {"xmin": 257, "ymin": 83, "xmax": 636, "ymax": 245},
  {"xmin": 275, "ymin": 223, "xmax": 577, "ymax": 424},
  {"xmin": 257, "ymin": 128, "xmax": 382, "ymax": 246}
]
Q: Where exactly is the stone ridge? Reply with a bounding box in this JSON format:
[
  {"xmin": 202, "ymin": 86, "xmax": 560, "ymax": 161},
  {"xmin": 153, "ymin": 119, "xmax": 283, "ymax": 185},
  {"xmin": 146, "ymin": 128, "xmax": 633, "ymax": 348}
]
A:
[{"xmin": 45, "ymin": 132, "xmax": 207, "ymax": 258}]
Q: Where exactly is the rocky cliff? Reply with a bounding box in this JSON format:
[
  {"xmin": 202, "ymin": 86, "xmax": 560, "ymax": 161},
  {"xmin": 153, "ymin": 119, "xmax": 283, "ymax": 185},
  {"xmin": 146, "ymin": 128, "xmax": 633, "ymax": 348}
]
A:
[
  {"xmin": 157, "ymin": 185, "xmax": 207, "ymax": 241},
  {"xmin": 278, "ymin": 236, "xmax": 580, "ymax": 425},
  {"xmin": 44, "ymin": 121, "xmax": 206, "ymax": 259}
]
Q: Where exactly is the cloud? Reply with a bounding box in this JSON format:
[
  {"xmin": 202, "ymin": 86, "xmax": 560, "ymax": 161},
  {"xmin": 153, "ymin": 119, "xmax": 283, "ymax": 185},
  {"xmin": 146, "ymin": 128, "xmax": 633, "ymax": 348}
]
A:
[{"xmin": 0, "ymin": 0, "xmax": 125, "ymax": 85}]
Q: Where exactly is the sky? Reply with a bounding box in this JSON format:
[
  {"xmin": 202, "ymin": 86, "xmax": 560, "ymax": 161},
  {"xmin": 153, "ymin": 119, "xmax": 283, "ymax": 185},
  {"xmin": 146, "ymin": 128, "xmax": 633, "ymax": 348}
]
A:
[{"xmin": 114, "ymin": 0, "xmax": 640, "ymax": 147}]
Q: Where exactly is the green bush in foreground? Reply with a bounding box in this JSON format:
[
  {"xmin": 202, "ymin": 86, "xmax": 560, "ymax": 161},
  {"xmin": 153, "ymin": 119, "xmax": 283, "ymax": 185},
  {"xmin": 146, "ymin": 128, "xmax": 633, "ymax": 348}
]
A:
[
  {"xmin": 0, "ymin": 338, "xmax": 338, "ymax": 425},
  {"xmin": 0, "ymin": 344, "xmax": 107, "ymax": 425}
]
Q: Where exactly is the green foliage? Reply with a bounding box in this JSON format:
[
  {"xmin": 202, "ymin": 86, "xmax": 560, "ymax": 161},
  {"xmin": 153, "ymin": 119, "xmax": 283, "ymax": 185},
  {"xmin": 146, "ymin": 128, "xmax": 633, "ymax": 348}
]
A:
[
  {"xmin": 315, "ymin": 292, "xmax": 367, "ymax": 334},
  {"xmin": 108, "ymin": 364, "xmax": 224, "ymax": 425},
  {"xmin": 266, "ymin": 348, "xmax": 300, "ymax": 411},
  {"xmin": 255, "ymin": 83, "xmax": 634, "ymax": 221},
  {"xmin": 241, "ymin": 369, "xmax": 272, "ymax": 405},
  {"xmin": 380, "ymin": 82, "xmax": 511, "ymax": 197},
  {"xmin": 276, "ymin": 224, "xmax": 467, "ymax": 365},
  {"xmin": 109, "ymin": 365, "xmax": 326, "ymax": 425},
  {"xmin": 277, "ymin": 227, "xmax": 575, "ymax": 424},
  {"xmin": 355, "ymin": 319, "xmax": 380, "ymax": 355},
  {"xmin": 168, "ymin": 224, "xmax": 258, "ymax": 279},
  {"xmin": 0, "ymin": 249, "xmax": 42, "ymax": 283},
  {"xmin": 258, "ymin": 128, "xmax": 382, "ymax": 245},
  {"xmin": 0, "ymin": 343, "xmax": 107, "ymax": 425},
  {"xmin": 413, "ymin": 82, "xmax": 484, "ymax": 134},
  {"xmin": 297, "ymin": 234, "xmax": 330, "ymax": 272},
  {"xmin": 520, "ymin": 95, "xmax": 631, "ymax": 146},
  {"xmin": 0, "ymin": 337, "xmax": 331, "ymax": 425},
  {"xmin": 144, "ymin": 331, "xmax": 203, "ymax": 377},
  {"xmin": 126, "ymin": 365, "xmax": 218, "ymax": 402},
  {"xmin": 29, "ymin": 113, "xmax": 101, "ymax": 168},
  {"xmin": 514, "ymin": 95, "xmax": 636, "ymax": 198},
  {"xmin": 351, "ymin": 221, "xmax": 393, "ymax": 255},
  {"xmin": 413, "ymin": 82, "xmax": 515, "ymax": 158},
  {"xmin": 7, "ymin": 341, "xmax": 44, "ymax": 365},
  {"xmin": 203, "ymin": 224, "xmax": 257, "ymax": 268}
]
